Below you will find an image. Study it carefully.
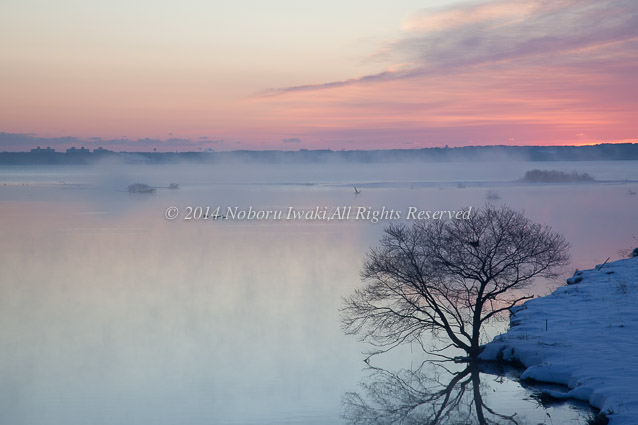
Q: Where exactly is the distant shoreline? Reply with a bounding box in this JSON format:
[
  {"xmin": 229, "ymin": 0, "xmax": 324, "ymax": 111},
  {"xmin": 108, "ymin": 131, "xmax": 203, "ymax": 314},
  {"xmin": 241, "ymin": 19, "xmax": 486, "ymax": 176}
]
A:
[{"xmin": 1, "ymin": 143, "xmax": 638, "ymax": 165}]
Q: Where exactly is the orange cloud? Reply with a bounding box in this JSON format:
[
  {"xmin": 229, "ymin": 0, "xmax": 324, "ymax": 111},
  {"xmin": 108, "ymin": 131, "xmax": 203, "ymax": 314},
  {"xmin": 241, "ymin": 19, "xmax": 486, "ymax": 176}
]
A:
[
  {"xmin": 402, "ymin": 0, "xmax": 544, "ymax": 33},
  {"xmin": 244, "ymin": 0, "xmax": 637, "ymax": 149}
]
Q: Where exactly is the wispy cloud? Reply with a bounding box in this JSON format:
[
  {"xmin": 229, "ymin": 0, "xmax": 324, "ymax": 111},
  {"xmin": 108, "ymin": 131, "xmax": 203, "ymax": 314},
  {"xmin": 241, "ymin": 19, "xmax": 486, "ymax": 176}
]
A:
[
  {"xmin": 262, "ymin": 0, "xmax": 637, "ymax": 96},
  {"xmin": 4, "ymin": 1, "xmax": 634, "ymax": 150},
  {"xmin": 401, "ymin": 0, "xmax": 543, "ymax": 33},
  {"xmin": 257, "ymin": 70, "xmax": 407, "ymax": 97},
  {"xmin": 282, "ymin": 137, "xmax": 302, "ymax": 144},
  {"xmin": 243, "ymin": 0, "xmax": 637, "ymax": 147}
]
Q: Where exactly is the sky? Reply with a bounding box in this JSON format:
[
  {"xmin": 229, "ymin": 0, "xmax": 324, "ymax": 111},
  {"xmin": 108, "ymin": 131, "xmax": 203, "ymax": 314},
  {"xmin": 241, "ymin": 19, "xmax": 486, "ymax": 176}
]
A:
[{"xmin": 1, "ymin": 0, "xmax": 637, "ymax": 151}]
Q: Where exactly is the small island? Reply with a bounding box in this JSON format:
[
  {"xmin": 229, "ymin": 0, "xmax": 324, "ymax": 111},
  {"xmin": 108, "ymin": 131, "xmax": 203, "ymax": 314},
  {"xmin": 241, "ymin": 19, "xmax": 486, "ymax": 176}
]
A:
[
  {"xmin": 127, "ymin": 183, "xmax": 155, "ymax": 193},
  {"xmin": 522, "ymin": 169, "xmax": 595, "ymax": 183}
]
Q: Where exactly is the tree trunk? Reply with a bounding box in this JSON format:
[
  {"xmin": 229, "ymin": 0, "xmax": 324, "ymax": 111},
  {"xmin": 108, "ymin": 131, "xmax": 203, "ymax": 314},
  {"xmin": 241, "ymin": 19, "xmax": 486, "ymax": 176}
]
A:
[{"xmin": 469, "ymin": 296, "xmax": 484, "ymax": 359}]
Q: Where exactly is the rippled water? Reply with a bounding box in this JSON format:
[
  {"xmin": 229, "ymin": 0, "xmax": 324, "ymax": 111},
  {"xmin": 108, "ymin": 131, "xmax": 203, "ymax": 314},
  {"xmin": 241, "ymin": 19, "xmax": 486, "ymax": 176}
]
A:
[{"xmin": 1, "ymin": 160, "xmax": 636, "ymax": 424}]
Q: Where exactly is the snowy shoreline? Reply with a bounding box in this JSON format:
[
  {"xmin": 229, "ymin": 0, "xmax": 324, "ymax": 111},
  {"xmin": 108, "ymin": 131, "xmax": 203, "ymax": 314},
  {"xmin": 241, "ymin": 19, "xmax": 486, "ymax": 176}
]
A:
[{"xmin": 480, "ymin": 255, "xmax": 638, "ymax": 424}]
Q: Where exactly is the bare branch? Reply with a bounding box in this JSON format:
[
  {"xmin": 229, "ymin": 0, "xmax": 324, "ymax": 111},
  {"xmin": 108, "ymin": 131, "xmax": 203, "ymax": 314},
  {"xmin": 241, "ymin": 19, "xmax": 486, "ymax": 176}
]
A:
[{"xmin": 341, "ymin": 204, "xmax": 570, "ymax": 359}]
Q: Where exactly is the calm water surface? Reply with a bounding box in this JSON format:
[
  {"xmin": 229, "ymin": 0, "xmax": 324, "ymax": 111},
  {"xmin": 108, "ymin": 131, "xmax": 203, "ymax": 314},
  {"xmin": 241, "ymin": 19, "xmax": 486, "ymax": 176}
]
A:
[{"xmin": 1, "ymin": 161, "xmax": 636, "ymax": 424}]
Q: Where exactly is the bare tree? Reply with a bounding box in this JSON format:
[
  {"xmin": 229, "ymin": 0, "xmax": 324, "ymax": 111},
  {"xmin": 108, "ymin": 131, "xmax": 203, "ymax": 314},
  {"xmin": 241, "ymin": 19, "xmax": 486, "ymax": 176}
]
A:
[{"xmin": 341, "ymin": 204, "xmax": 570, "ymax": 360}]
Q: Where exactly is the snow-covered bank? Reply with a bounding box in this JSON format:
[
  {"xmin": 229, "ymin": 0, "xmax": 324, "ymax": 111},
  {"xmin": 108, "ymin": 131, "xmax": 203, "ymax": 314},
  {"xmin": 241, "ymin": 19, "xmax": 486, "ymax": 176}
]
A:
[{"xmin": 480, "ymin": 256, "xmax": 638, "ymax": 424}]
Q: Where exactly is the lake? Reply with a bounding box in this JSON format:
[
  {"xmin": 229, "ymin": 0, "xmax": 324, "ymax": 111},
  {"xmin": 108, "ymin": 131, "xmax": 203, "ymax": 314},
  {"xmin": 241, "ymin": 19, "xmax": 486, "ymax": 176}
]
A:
[{"xmin": 1, "ymin": 160, "xmax": 636, "ymax": 424}]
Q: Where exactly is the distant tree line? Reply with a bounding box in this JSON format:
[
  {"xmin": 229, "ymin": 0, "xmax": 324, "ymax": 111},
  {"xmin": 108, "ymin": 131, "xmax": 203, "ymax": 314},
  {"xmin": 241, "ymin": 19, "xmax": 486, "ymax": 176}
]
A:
[{"xmin": 1, "ymin": 143, "xmax": 638, "ymax": 165}]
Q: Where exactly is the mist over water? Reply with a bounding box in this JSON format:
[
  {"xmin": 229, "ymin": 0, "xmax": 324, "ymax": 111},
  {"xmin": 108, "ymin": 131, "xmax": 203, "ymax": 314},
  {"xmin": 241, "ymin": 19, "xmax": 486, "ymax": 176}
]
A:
[{"xmin": 1, "ymin": 160, "xmax": 636, "ymax": 424}]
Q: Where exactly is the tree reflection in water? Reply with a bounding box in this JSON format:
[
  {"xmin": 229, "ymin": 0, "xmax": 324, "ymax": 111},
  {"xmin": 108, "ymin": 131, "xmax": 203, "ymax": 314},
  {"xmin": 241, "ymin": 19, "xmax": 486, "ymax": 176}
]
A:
[{"xmin": 343, "ymin": 361, "xmax": 525, "ymax": 425}]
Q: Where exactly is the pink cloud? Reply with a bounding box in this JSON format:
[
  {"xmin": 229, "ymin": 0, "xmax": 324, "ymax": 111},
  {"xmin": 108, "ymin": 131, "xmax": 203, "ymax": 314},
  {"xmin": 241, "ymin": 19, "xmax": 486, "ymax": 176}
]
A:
[{"xmin": 248, "ymin": 0, "xmax": 637, "ymax": 148}]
